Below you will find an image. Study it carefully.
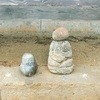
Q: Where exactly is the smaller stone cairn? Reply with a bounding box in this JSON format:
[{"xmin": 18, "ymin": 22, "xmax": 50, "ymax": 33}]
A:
[
  {"xmin": 48, "ymin": 27, "xmax": 74, "ymax": 74},
  {"xmin": 20, "ymin": 53, "xmax": 37, "ymax": 77}
]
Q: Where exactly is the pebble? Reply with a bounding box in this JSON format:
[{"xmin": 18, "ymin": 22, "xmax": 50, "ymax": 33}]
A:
[
  {"xmin": 52, "ymin": 27, "xmax": 69, "ymax": 41},
  {"xmin": 20, "ymin": 53, "xmax": 37, "ymax": 77}
]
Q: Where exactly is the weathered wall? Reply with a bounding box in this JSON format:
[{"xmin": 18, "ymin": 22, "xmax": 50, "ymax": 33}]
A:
[
  {"xmin": 0, "ymin": 19, "xmax": 100, "ymax": 35},
  {"xmin": 0, "ymin": 1, "xmax": 100, "ymax": 34},
  {"xmin": 0, "ymin": 0, "xmax": 100, "ymax": 6},
  {"xmin": 0, "ymin": 6, "xmax": 100, "ymax": 20}
]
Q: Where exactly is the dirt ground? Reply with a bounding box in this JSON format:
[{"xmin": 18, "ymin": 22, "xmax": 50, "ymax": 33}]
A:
[{"xmin": 0, "ymin": 33, "xmax": 100, "ymax": 67}]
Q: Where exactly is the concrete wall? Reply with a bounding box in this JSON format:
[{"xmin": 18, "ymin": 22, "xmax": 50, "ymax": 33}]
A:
[
  {"xmin": 0, "ymin": 0, "xmax": 100, "ymax": 6},
  {"xmin": 0, "ymin": 19, "xmax": 100, "ymax": 35},
  {"xmin": 0, "ymin": 1, "xmax": 100, "ymax": 35},
  {"xmin": 0, "ymin": 6, "xmax": 100, "ymax": 20}
]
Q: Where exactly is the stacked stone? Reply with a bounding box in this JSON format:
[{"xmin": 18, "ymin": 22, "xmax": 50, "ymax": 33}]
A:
[{"xmin": 48, "ymin": 27, "xmax": 74, "ymax": 74}]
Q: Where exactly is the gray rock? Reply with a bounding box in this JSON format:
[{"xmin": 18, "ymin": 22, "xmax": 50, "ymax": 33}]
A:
[
  {"xmin": 48, "ymin": 40, "xmax": 74, "ymax": 74},
  {"xmin": 48, "ymin": 57, "xmax": 73, "ymax": 74},
  {"xmin": 59, "ymin": 59, "xmax": 73, "ymax": 68},
  {"xmin": 64, "ymin": 50, "xmax": 72, "ymax": 58},
  {"xmin": 49, "ymin": 41, "xmax": 72, "ymax": 58},
  {"xmin": 20, "ymin": 53, "xmax": 37, "ymax": 77},
  {"xmin": 48, "ymin": 64, "xmax": 74, "ymax": 74},
  {"xmin": 52, "ymin": 27, "xmax": 69, "ymax": 41},
  {"xmin": 49, "ymin": 54, "xmax": 66, "ymax": 63}
]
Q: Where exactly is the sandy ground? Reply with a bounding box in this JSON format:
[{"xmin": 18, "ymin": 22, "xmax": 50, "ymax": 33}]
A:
[{"xmin": 0, "ymin": 33, "xmax": 100, "ymax": 67}]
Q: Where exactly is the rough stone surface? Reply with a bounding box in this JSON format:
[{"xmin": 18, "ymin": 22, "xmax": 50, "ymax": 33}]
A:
[
  {"xmin": 48, "ymin": 40, "xmax": 73, "ymax": 74},
  {"xmin": 48, "ymin": 57, "xmax": 60, "ymax": 67},
  {"xmin": 52, "ymin": 27, "xmax": 69, "ymax": 41},
  {"xmin": 50, "ymin": 54, "xmax": 66, "ymax": 63},
  {"xmin": 59, "ymin": 59, "xmax": 73, "ymax": 68},
  {"xmin": 20, "ymin": 53, "xmax": 37, "ymax": 77},
  {"xmin": 49, "ymin": 41, "xmax": 72, "ymax": 57},
  {"xmin": 48, "ymin": 64, "xmax": 74, "ymax": 74}
]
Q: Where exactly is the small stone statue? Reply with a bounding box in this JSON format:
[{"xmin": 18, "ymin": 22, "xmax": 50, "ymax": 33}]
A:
[
  {"xmin": 20, "ymin": 53, "xmax": 37, "ymax": 76},
  {"xmin": 48, "ymin": 27, "xmax": 74, "ymax": 74}
]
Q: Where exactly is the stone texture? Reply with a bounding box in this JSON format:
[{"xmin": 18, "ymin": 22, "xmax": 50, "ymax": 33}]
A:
[
  {"xmin": 48, "ymin": 57, "xmax": 60, "ymax": 67},
  {"xmin": 49, "ymin": 54, "xmax": 66, "ymax": 63},
  {"xmin": 59, "ymin": 59, "xmax": 73, "ymax": 68},
  {"xmin": 20, "ymin": 53, "xmax": 37, "ymax": 77},
  {"xmin": 48, "ymin": 40, "xmax": 73, "ymax": 74},
  {"xmin": 48, "ymin": 64, "xmax": 74, "ymax": 74},
  {"xmin": 49, "ymin": 41, "xmax": 72, "ymax": 57},
  {"xmin": 52, "ymin": 27, "xmax": 69, "ymax": 41}
]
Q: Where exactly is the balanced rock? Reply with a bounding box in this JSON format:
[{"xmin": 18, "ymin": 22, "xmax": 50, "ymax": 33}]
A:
[
  {"xmin": 20, "ymin": 53, "xmax": 37, "ymax": 77},
  {"xmin": 52, "ymin": 27, "xmax": 69, "ymax": 41},
  {"xmin": 48, "ymin": 27, "xmax": 74, "ymax": 74}
]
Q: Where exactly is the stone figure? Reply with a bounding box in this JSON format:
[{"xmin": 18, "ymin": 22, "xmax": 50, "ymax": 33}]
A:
[
  {"xmin": 20, "ymin": 53, "xmax": 37, "ymax": 76},
  {"xmin": 48, "ymin": 27, "xmax": 74, "ymax": 74}
]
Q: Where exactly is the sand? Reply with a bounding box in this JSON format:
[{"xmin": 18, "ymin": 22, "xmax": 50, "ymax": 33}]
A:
[{"xmin": 0, "ymin": 33, "xmax": 100, "ymax": 67}]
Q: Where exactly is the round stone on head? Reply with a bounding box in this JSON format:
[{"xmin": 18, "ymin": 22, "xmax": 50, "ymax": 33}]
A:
[{"xmin": 52, "ymin": 27, "xmax": 69, "ymax": 41}]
